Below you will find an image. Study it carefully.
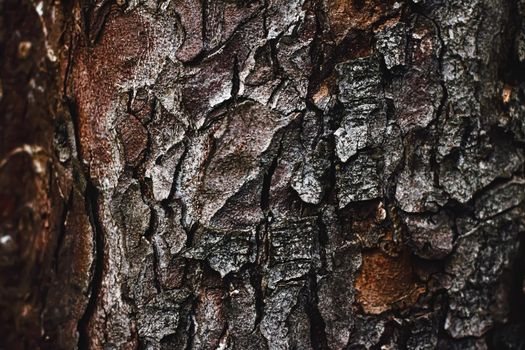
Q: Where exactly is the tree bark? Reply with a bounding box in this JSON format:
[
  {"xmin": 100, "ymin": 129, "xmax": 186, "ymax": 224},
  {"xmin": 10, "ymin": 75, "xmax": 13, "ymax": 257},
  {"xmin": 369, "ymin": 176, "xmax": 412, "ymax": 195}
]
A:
[{"xmin": 1, "ymin": 0, "xmax": 525, "ymax": 349}]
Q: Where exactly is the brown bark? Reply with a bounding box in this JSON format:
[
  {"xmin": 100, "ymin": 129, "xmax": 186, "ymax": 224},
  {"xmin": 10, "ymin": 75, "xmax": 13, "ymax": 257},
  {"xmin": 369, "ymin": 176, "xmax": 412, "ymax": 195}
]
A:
[{"xmin": 1, "ymin": 0, "xmax": 525, "ymax": 349}]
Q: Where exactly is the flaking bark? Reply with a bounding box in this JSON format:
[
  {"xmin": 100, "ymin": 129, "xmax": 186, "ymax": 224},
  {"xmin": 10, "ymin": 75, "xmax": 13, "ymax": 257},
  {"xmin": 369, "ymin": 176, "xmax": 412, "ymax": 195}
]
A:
[{"xmin": 1, "ymin": 0, "xmax": 525, "ymax": 349}]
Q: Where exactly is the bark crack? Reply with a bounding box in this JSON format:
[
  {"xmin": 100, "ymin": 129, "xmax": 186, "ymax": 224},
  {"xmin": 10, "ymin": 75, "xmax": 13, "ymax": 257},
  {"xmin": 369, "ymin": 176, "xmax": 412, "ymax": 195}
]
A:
[
  {"xmin": 77, "ymin": 181, "xmax": 105, "ymax": 350},
  {"xmin": 305, "ymin": 271, "xmax": 328, "ymax": 350},
  {"xmin": 67, "ymin": 99, "xmax": 106, "ymax": 350}
]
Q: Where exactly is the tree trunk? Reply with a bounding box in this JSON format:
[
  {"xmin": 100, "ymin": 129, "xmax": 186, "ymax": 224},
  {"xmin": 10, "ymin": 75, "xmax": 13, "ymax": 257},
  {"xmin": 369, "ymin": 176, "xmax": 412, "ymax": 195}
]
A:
[{"xmin": 1, "ymin": 0, "xmax": 525, "ymax": 349}]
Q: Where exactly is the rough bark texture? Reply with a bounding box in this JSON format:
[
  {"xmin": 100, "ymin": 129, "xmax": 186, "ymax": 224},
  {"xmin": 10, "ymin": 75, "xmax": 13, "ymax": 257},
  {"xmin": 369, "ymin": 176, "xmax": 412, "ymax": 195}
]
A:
[{"xmin": 1, "ymin": 0, "xmax": 525, "ymax": 349}]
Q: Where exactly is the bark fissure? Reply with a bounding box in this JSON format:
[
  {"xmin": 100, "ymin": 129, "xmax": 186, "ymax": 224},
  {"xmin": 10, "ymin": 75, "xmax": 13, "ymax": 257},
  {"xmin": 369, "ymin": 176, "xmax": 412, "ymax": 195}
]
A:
[
  {"xmin": 77, "ymin": 181, "xmax": 105, "ymax": 350},
  {"xmin": 3, "ymin": 0, "xmax": 525, "ymax": 348},
  {"xmin": 305, "ymin": 271, "xmax": 329, "ymax": 350},
  {"xmin": 66, "ymin": 97, "xmax": 105, "ymax": 349},
  {"xmin": 53, "ymin": 191, "xmax": 71, "ymax": 272}
]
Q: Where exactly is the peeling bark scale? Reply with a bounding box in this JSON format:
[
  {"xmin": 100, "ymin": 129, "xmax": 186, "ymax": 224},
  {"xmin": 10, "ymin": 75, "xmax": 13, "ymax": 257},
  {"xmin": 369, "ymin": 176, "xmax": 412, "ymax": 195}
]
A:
[{"xmin": 1, "ymin": 0, "xmax": 525, "ymax": 349}]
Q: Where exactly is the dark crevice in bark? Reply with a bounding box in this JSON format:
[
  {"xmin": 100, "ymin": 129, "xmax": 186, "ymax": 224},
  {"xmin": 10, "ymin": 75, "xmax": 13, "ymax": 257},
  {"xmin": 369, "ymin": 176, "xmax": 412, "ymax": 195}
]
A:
[
  {"xmin": 163, "ymin": 139, "xmax": 188, "ymax": 207},
  {"xmin": 135, "ymin": 133, "xmax": 153, "ymax": 177},
  {"xmin": 77, "ymin": 181, "xmax": 105, "ymax": 350},
  {"xmin": 268, "ymin": 36, "xmax": 283, "ymax": 77},
  {"xmin": 260, "ymin": 139, "xmax": 281, "ymax": 214},
  {"xmin": 261, "ymin": 0, "xmax": 269, "ymax": 36},
  {"xmin": 65, "ymin": 98, "xmax": 85, "ymax": 172},
  {"xmin": 232, "ymin": 55, "xmax": 240, "ymax": 100},
  {"xmin": 381, "ymin": 73, "xmax": 405, "ymax": 201},
  {"xmin": 53, "ymin": 189, "xmax": 71, "ymax": 272},
  {"xmin": 79, "ymin": 0, "xmax": 92, "ymax": 42},
  {"xmin": 250, "ymin": 263, "xmax": 266, "ymax": 332},
  {"xmin": 252, "ymin": 223, "xmax": 267, "ymax": 331},
  {"xmin": 143, "ymin": 200, "xmax": 157, "ymax": 241},
  {"xmin": 305, "ymin": 0, "xmax": 325, "ymax": 105},
  {"xmin": 487, "ymin": 230, "xmax": 525, "ymax": 349},
  {"xmin": 504, "ymin": 230, "xmax": 525, "ymax": 324},
  {"xmin": 312, "ymin": 101, "xmax": 339, "ymax": 206},
  {"xmin": 498, "ymin": 0, "xmax": 525, "ymax": 86},
  {"xmin": 305, "ymin": 271, "xmax": 328, "ymax": 350},
  {"xmin": 126, "ymin": 89, "xmax": 134, "ymax": 115},
  {"xmin": 304, "ymin": 4, "xmax": 325, "ymax": 143},
  {"xmin": 200, "ymin": 133, "xmax": 218, "ymax": 181},
  {"xmin": 185, "ymin": 222, "xmax": 198, "ymax": 249},
  {"xmin": 266, "ymin": 78, "xmax": 287, "ymax": 107},
  {"xmin": 201, "ymin": 0, "xmax": 208, "ymax": 52},
  {"xmin": 252, "ymin": 132, "xmax": 285, "ymax": 332},
  {"xmin": 66, "ymin": 98, "xmax": 105, "ymax": 350},
  {"xmin": 89, "ymin": 1, "xmax": 112, "ymax": 46},
  {"xmin": 488, "ymin": 123, "xmax": 525, "ymax": 149},
  {"xmin": 466, "ymin": 174, "xmax": 522, "ymax": 214},
  {"xmin": 413, "ymin": 8, "xmax": 449, "ymax": 192},
  {"xmin": 62, "ymin": 28, "xmax": 76, "ymax": 99},
  {"xmin": 151, "ymin": 243, "xmax": 162, "ymax": 293},
  {"xmin": 448, "ymin": 206, "xmax": 465, "ymax": 249},
  {"xmin": 296, "ymin": 110, "xmax": 307, "ymax": 152},
  {"xmin": 406, "ymin": 0, "xmax": 428, "ymax": 18},
  {"xmin": 79, "ymin": 0, "xmax": 113, "ymax": 46},
  {"xmin": 163, "ymin": 136, "xmax": 192, "ymax": 239},
  {"xmin": 146, "ymin": 207, "xmax": 162, "ymax": 293},
  {"xmin": 184, "ymin": 296, "xmax": 199, "ymax": 350}
]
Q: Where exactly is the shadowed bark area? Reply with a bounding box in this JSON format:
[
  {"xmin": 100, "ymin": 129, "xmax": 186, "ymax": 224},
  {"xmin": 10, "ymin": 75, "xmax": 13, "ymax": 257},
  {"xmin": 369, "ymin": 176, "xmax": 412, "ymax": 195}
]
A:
[{"xmin": 1, "ymin": 0, "xmax": 525, "ymax": 349}]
